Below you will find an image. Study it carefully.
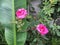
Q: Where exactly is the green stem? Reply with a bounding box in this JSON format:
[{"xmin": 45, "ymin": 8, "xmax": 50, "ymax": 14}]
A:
[{"xmin": 12, "ymin": 0, "xmax": 16, "ymax": 45}]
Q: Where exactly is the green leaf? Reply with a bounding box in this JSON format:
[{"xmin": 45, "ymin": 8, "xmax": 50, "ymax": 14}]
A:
[
  {"xmin": 17, "ymin": 32, "xmax": 27, "ymax": 45},
  {"xmin": 0, "ymin": 0, "xmax": 12, "ymax": 27},
  {"xmin": 56, "ymin": 30, "xmax": 60, "ymax": 36},
  {"xmin": 5, "ymin": 28, "xmax": 14, "ymax": 45},
  {"xmin": 15, "ymin": 0, "xmax": 26, "ymax": 11},
  {"xmin": 57, "ymin": 26, "xmax": 60, "ymax": 29},
  {"xmin": 0, "ymin": 0, "xmax": 15, "ymax": 45},
  {"xmin": 17, "ymin": 20, "xmax": 29, "ymax": 45},
  {"xmin": 0, "ymin": 0, "xmax": 28, "ymax": 45},
  {"xmin": 57, "ymin": 8, "xmax": 60, "ymax": 12}
]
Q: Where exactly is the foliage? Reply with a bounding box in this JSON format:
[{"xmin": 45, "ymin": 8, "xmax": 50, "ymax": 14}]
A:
[
  {"xmin": 0, "ymin": 0, "xmax": 28, "ymax": 45},
  {"xmin": 0, "ymin": 0, "xmax": 60, "ymax": 45},
  {"xmin": 26, "ymin": 0, "xmax": 60, "ymax": 45}
]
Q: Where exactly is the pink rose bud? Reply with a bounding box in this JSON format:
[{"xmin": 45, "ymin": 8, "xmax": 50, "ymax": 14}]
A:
[
  {"xmin": 16, "ymin": 8, "xmax": 27, "ymax": 19},
  {"xmin": 36, "ymin": 24, "xmax": 49, "ymax": 36}
]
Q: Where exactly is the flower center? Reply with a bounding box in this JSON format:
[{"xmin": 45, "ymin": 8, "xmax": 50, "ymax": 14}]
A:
[
  {"xmin": 39, "ymin": 26, "xmax": 45, "ymax": 32},
  {"xmin": 17, "ymin": 10, "xmax": 25, "ymax": 16}
]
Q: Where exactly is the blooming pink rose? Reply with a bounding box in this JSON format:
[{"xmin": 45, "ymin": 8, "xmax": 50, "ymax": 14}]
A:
[
  {"xmin": 36, "ymin": 24, "xmax": 49, "ymax": 35},
  {"xmin": 16, "ymin": 8, "xmax": 27, "ymax": 19}
]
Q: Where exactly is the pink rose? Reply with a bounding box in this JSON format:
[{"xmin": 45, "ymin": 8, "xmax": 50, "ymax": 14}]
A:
[
  {"xmin": 16, "ymin": 8, "xmax": 27, "ymax": 19},
  {"xmin": 36, "ymin": 24, "xmax": 49, "ymax": 35}
]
